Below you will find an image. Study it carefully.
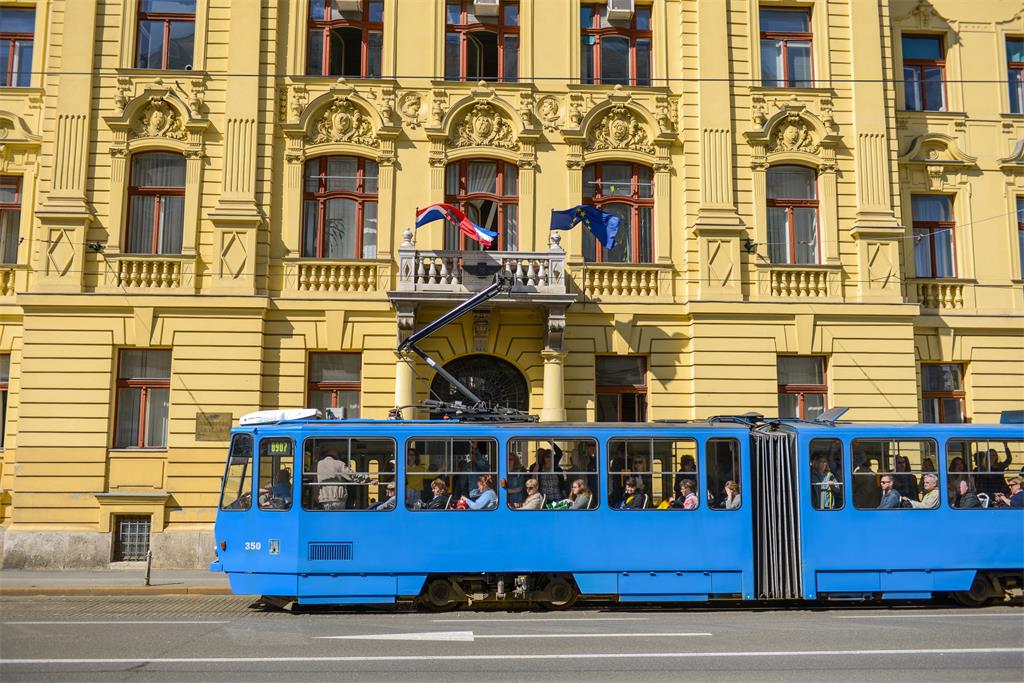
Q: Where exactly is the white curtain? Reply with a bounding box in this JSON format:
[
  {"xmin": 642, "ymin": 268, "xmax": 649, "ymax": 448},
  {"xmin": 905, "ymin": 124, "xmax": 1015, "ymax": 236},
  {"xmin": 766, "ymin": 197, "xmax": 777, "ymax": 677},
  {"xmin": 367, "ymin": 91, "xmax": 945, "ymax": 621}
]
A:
[
  {"xmin": 324, "ymin": 198, "xmax": 357, "ymax": 259},
  {"xmin": 0, "ymin": 209, "xmax": 20, "ymax": 264},
  {"xmin": 467, "ymin": 161, "xmax": 496, "ymax": 194}
]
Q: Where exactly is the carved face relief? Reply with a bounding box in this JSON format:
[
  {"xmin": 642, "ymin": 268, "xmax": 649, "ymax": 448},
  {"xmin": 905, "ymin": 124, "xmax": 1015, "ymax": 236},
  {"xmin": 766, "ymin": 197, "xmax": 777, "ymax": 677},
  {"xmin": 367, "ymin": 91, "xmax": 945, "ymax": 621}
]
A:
[
  {"xmin": 537, "ymin": 96, "xmax": 560, "ymax": 131},
  {"xmin": 585, "ymin": 105, "xmax": 654, "ymax": 155},
  {"xmin": 400, "ymin": 93, "xmax": 421, "ymax": 117},
  {"xmin": 449, "ymin": 102, "xmax": 518, "ymax": 151},
  {"xmin": 309, "ymin": 98, "xmax": 379, "ymax": 147},
  {"xmin": 129, "ymin": 99, "xmax": 186, "ymax": 141}
]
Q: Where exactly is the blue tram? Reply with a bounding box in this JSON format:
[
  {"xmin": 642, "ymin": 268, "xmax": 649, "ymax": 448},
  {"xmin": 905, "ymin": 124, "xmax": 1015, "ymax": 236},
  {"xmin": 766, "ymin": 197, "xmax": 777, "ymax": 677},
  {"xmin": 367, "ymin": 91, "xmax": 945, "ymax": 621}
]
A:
[{"xmin": 211, "ymin": 411, "xmax": 1023, "ymax": 608}]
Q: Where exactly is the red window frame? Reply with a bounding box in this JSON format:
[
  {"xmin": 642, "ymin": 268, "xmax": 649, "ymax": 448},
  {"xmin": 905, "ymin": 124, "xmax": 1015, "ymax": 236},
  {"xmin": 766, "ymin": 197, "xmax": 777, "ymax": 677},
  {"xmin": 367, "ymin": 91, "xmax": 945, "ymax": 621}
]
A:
[
  {"xmin": 307, "ymin": 0, "xmax": 383, "ymax": 78},
  {"xmin": 303, "ymin": 156, "xmax": 378, "ymax": 259},
  {"xmin": 1011, "ymin": 39, "xmax": 1024, "ymax": 114},
  {"xmin": 766, "ymin": 166, "xmax": 819, "ymax": 264},
  {"xmin": 912, "ymin": 195, "xmax": 957, "ymax": 279},
  {"xmin": 135, "ymin": 0, "xmax": 196, "ymax": 71},
  {"xmin": 0, "ymin": 12, "xmax": 33, "ymax": 87},
  {"xmin": 307, "ymin": 352, "xmax": 361, "ymax": 410},
  {"xmin": 126, "ymin": 152, "xmax": 186, "ymax": 255},
  {"xmin": 921, "ymin": 363, "xmax": 966, "ymax": 424},
  {"xmin": 114, "ymin": 350, "xmax": 171, "ymax": 450},
  {"xmin": 445, "ymin": 1, "xmax": 519, "ymax": 83},
  {"xmin": 777, "ymin": 356, "xmax": 828, "ymax": 420},
  {"xmin": 0, "ymin": 176, "xmax": 20, "ymax": 265},
  {"xmin": 595, "ymin": 356, "xmax": 648, "ymax": 422},
  {"xmin": 0, "ymin": 354, "xmax": 9, "ymax": 449},
  {"xmin": 444, "ymin": 159, "xmax": 518, "ymax": 251},
  {"xmin": 580, "ymin": 3, "xmax": 652, "ymax": 86},
  {"xmin": 1017, "ymin": 196, "xmax": 1024, "ymax": 279},
  {"xmin": 759, "ymin": 9, "xmax": 813, "ymax": 87},
  {"xmin": 583, "ymin": 162, "xmax": 654, "ymax": 263},
  {"xmin": 903, "ymin": 34, "xmax": 947, "ymax": 112}
]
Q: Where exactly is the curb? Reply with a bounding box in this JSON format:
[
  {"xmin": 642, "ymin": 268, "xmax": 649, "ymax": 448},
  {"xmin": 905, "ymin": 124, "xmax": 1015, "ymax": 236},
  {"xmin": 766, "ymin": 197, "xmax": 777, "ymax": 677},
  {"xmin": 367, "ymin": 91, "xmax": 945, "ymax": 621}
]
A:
[{"xmin": 0, "ymin": 586, "xmax": 234, "ymax": 597}]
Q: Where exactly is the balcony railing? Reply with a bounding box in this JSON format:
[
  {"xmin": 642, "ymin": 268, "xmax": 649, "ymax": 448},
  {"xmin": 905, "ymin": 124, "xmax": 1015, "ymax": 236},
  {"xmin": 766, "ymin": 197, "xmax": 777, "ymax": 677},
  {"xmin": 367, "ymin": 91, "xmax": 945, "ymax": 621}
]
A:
[
  {"xmin": 757, "ymin": 265, "xmax": 842, "ymax": 300},
  {"xmin": 0, "ymin": 266, "xmax": 16, "ymax": 297},
  {"xmin": 578, "ymin": 263, "xmax": 666, "ymax": 299},
  {"xmin": 396, "ymin": 247, "xmax": 567, "ymax": 296},
  {"xmin": 914, "ymin": 279, "xmax": 966, "ymax": 310},
  {"xmin": 288, "ymin": 260, "xmax": 384, "ymax": 294},
  {"xmin": 105, "ymin": 254, "xmax": 192, "ymax": 289}
]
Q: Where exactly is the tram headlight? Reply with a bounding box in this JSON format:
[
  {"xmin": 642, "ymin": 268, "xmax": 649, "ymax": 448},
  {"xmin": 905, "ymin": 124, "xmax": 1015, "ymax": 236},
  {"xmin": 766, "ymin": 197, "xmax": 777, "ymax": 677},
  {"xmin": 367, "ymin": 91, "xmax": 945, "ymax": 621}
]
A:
[{"xmin": 220, "ymin": 540, "xmax": 227, "ymax": 551}]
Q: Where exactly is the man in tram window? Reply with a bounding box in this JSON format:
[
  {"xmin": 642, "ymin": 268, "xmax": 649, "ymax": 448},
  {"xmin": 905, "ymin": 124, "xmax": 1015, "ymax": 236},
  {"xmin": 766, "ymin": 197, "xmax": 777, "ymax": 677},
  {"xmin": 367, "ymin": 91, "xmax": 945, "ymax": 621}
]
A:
[
  {"xmin": 852, "ymin": 456, "xmax": 881, "ymax": 509},
  {"xmin": 810, "ymin": 454, "xmax": 840, "ymax": 510},
  {"xmin": 877, "ymin": 474, "xmax": 902, "ymax": 509},
  {"xmin": 994, "ymin": 477, "xmax": 1024, "ymax": 508},
  {"xmin": 317, "ymin": 448, "xmax": 375, "ymax": 510},
  {"xmin": 954, "ymin": 479, "xmax": 982, "ymax": 509}
]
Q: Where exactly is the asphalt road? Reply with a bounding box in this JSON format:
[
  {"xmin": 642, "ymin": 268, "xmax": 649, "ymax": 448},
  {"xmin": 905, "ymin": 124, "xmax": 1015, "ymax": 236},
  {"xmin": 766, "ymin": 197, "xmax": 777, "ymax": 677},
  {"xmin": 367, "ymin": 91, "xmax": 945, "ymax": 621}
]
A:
[{"xmin": 1, "ymin": 595, "xmax": 1021, "ymax": 682}]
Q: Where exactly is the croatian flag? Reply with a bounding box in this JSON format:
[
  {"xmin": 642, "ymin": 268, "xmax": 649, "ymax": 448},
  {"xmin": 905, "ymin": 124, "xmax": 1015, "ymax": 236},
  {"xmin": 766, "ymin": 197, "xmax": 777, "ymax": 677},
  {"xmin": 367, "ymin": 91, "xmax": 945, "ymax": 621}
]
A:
[{"xmin": 415, "ymin": 203, "xmax": 497, "ymax": 247}]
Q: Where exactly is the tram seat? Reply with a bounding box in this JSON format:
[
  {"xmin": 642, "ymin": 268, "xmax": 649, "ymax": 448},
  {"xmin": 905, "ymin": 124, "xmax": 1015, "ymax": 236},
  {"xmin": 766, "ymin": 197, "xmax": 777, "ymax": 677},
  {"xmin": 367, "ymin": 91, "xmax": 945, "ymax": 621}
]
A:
[
  {"xmin": 587, "ymin": 495, "xmax": 597, "ymax": 510},
  {"xmin": 444, "ymin": 495, "xmax": 453, "ymax": 510},
  {"xmin": 641, "ymin": 494, "xmax": 649, "ymax": 509},
  {"xmin": 978, "ymin": 492, "xmax": 990, "ymax": 509},
  {"xmin": 539, "ymin": 494, "xmax": 547, "ymax": 508}
]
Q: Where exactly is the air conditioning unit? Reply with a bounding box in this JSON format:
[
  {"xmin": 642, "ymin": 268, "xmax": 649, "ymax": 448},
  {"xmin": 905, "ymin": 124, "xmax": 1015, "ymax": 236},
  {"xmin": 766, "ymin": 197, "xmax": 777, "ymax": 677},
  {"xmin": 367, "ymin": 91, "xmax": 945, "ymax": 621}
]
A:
[
  {"xmin": 473, "ymin": 0, "xmax": 500, "ymax": 17},
  {"xmin": 607, "ymin": 0, "xmax": 635, "ymax": 22},
  {"xmin": 333, "ymin": 0, "xmax": 363, "ymax": 12}
]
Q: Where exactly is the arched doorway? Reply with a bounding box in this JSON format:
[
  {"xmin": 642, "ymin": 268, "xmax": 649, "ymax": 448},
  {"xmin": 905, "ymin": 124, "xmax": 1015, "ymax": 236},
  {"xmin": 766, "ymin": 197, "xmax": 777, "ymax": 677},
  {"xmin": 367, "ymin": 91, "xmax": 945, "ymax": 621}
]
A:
[{"xmin": 429, "ymin": 354, "xmax": 529, "ymax": 413}]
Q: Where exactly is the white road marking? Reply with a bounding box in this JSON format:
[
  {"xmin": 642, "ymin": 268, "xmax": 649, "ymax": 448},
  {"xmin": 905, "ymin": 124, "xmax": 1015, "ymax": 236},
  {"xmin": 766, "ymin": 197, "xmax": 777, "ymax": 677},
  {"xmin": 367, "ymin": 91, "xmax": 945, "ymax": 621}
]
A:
[
  {"xmin": 835, "ymin": 613, "xmax": 1023, "ymax": 619},
  {"xmin": 4, "ymin": 621, "xmax": 232, "ymax": 626},
  {"xmin": 431, "ymin": 617, "xmax": 650, "ymax": 623},
  {"xmin": 3, "ymin": 647, "xmax": 1021, "ymax": 665},
  {"xmin": 315, "ymin": 631, "xmax": 712, "ymax": 642}
]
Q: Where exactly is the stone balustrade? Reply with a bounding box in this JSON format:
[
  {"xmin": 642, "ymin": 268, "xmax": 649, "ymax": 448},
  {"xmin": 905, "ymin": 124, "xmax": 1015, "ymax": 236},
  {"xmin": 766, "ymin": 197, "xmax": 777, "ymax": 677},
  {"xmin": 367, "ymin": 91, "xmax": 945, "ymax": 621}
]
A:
[
  {"xmin": 915, "ymin": 279, "xmax": 966, "ymax": 310},
  {"xmin": 107, "ymin": 255, "xmax": 188, "ymax": 289},
  {"xmin": 294, "ymin": 261, "xmax": 381, "ymax": 293},
  {"xmin": 579, "ymin": 263, "xmax": 664, "ymax": 299},
  {"xmin": 757, "ymin": 265, "xmax": 842, "ymax": 300},
  {"xmin": 397, "ymin": 247, "xmax": 567, "ymax": 295}
]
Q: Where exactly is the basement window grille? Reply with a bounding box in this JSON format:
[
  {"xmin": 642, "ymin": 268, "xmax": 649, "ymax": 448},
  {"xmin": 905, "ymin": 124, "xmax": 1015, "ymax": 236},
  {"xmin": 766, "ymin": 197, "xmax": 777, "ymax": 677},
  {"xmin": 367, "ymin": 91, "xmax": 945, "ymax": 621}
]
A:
[{"xmin": 113, "ymin": 515, "xmax": 151, "ymax": 561}]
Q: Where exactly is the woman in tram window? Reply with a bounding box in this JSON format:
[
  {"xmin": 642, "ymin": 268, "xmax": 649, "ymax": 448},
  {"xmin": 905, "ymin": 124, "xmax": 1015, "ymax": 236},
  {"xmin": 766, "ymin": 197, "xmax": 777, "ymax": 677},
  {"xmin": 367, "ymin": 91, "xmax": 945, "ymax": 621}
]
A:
[
  {"xmin": 460, "ymin": 475, "xmax": 497, "ymax": 510},
  {"xmin": 723, "ymin": 480, "xmax": 741, "ymax": 510},
  {"xmin": 891, "ymin": 454, "xmax": 920, "ymax": 501},
  {"xmin": 555, "ymin": 478, "xmax": 592, "ymax": 510},
  {"xmin": 810, "ymin": 454, "xmax": 840, "ymax": 510},
  {"xmin": 506, "ymin": 451, "xmax": 527, "ymax": 507},
  {"xmin": 519, "ymin": 479, "xmax": 544, "ymax": 510},
  {"xmin": 669, "ymin": 479, "xmax": 698, "ymax": 510}
]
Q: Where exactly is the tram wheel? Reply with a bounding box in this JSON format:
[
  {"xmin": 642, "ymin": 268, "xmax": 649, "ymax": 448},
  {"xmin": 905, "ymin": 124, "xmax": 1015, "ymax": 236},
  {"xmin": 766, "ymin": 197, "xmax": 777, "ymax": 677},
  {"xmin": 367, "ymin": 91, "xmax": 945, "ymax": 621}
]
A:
[
  {"xmin": 540, "ymin": 577, "xmax": 578, "ymax": 610},
  {"xmin": 423, "ymin": 578, "xmax": 459, "ymax": 612},
  {"xmin": 952, "ymin": 575, "xmax": 994, "ymax": 608}
]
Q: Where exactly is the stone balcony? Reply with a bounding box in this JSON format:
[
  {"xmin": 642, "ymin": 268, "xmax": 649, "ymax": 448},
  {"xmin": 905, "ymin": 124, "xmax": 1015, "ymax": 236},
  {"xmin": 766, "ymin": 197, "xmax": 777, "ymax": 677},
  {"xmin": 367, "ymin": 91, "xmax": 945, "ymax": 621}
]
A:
[
  {"xmin": 756, "ymin": 264, "xmax": 843, "ymax": 301},
  {"xmin": 913, "ymin": 278, "xmax": 974, "ymax": 311},
  {"xmin": 575, "ymin": 262, "xmax": 672, "ymax": 301},
  {"xmin": 283, "ymin": 258, "xmax": 388, "ymax": 296},
  {"xmin": 102, "ymin": 254, "xmax": 195, "ymax": 292}
]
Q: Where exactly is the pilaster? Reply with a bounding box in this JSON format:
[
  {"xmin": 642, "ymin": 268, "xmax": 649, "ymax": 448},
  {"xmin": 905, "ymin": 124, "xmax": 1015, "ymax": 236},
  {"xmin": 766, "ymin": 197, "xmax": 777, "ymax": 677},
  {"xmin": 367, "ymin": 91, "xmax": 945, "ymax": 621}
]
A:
[{"xmin": 540, "ymin": 350, "xmax": 567, "ymax": 423}]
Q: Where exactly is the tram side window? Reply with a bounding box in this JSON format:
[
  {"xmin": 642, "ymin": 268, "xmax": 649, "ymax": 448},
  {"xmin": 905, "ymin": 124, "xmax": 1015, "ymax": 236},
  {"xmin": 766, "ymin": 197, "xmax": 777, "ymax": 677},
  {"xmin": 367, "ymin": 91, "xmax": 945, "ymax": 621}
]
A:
[
  {"xmin": 608, "ymin": 438, "xmax": 697, "ymax": 510},
  {"xmin": 851, "ymin": 439, "xmax": 937, "ymax": 510},
  {"xmin": 809, "ymin": 438, "xmax": 843, "ymax": 510},
  {"xmin": 507, "ymin": 438, "xmax": 598, "ymax": 510},
  {"xmin": 406, "ymin": 438, "xmax": 497, "ymax": 511},
  {"xmin": 219, "ymin": 434, "xmax": 253, "ymax": 511},
  {"xmin": 302, "ymin": 437, "xmax": 395, "ymax": 511},
  {"xmin": 946, "ymin": 439, "xmax": 1024, "ymax": 509},
  {"xmin": 707, "ymin": 439, "xmax": 742, "ymax": 510},
  {"xmin": 258, "ymin": 438, "xmax": 294, "ymax": 511}
]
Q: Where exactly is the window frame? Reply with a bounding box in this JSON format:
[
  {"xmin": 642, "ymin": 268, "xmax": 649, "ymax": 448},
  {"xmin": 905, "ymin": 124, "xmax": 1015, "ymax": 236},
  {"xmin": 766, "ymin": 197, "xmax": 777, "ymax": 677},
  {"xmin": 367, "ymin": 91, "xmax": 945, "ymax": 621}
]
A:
[
  {"xmin": 125, "ymin": 152, "xmax": 187, "ymax": 255},
  {"xmin": 404, "ymin": 436, "xmax": 499, "ymax": 512},
  {"xmin": 606, "ymin": 436, "xmax": 698, "ymax": 511},
  {"xmin": 0, "ymin": 176, "xmax": 21, "ymax": 265},
  {"xmin": 1010, "ymin": 37, "xmax": 1024, "ymax": 114},
  {"xmin": 777, "ymin": 356, "xmax": 828, "ymax": 420},
  {"xmin": 945, "ymin": 438, "xmax": 1023, "ymax": 511},
  {"xmin": 595, "ymin": 355, "xmax": 648, "ymax": 422},
  {"xmin": 113, "ymin": 349, "xmax": 172, "ymax": 450},
  {"xmin": 135, "ymin": 0, "xmax": 197, "ymax": 71},
  {"xmin": 809, "ymin": 438, "xmax": 845, "ymax": 511},
  {"xmin": 580, "ymin": 3, "xmax": 652, "ymax": 87},
  {"xmin": 0, "ymin": 7, "xmax": 33, "ymax": 88},
  {"xmin": 0, "ymin": 354, "xmax": 9, "ymax": 450},
  {"xmin": 582, "ymin": 162, "xmax": 654, "ymax": 263},
  {"xmin": 257, "ymin": 436, "xmax": 295, "ymax": 512},
  {"xmin": 307, "ymin": 352, "xmax": 362, "ymax": 415},
  {"xmin": 902, "ymin": 34, "xmax": 947, "ymax": 112},
  {"xmin": 850, "ymin": 438, "xmax": 938, "ymax": 511},
  {"xmin": 505, "ymin": 436, "xmax": 599, "ymax": 512},
  {"xmin": 301, "ymin": 435, "xmax": 396, "ymax": 512},
  {"xmin": 444, "ymin": 159, "xmax": 519, "ymax": 251},
  {"xmin": 445, "ymin": 0, "xmax": 519, "ymax": 83},
  {"xmin": 306, "ymin": 0, "xmax": 383, "ymax": 78},
  {"xmin": 766, "ymin": 165, "xmax": 820, "ymax": 265},
  {"xmin": 302, "ymin": 156, "xmax": 379, "ymax": 259},
  {"xmin": 920, "ymin": 363, "xmax": 966, "ymax": 424},
  {"xmin": 759, "ymin": 8, "xmax": 813, "ymax": 88},
  {"xmin": 1016, "ymin": 196, "xmax": 1024, "ymax": 280},
  {"xmin": 219, "ymin": 433, "xmax": 254, "ymax": 511},
  {"xmin": 911, "ymin": 195, "xmax": 957, "ymax": 279},
  {"xmin": 707, "ymin": 437, "xmax": 742, "ymax": 511}
]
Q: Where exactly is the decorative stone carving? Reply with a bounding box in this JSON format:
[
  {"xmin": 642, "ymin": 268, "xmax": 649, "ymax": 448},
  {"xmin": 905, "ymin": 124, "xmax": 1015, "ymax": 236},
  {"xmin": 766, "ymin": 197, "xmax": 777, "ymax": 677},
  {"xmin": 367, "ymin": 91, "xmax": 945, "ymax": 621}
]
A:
[
  {"xmin": 655, "ymin": 95, "xmax": 676, "ymax": 133},
  {"xmin": 768, "ymin": 115, "xmax": 819, "ymax": 154},
  {"xmin": 567, "ymin": 93, "xmax": 585, "ymax": 128},
  {"xmin": 308, "ymin": 97, "xmax": 378, "ymax": 147},
  {"xmin": 290, "ymin": 84, "xmax": 309, "ymax": 121},
  {"xmin": 129, "ymin": 99, "xmax": 187, "ymax": 141},
  {"xmin": 431, "ymin": 89, "xmax": 447, "ymax": 127},
  {"xmin": 399, "ymin": 92, "xmax": 424, "ymax": 127},
  {"xmin": 585, "ymin": 104, "xmax": 654, "ymax": 154},
  {"xmin": 536, "ymin": 95, "xmax": 561, "ymax": 132},
  {"xmin": 448, "ymin": 102, "xmax": 518, "ymax": 150},
  {"xmin": 518, "ymin": 91, "xmax": 535, "ymax": 130}
]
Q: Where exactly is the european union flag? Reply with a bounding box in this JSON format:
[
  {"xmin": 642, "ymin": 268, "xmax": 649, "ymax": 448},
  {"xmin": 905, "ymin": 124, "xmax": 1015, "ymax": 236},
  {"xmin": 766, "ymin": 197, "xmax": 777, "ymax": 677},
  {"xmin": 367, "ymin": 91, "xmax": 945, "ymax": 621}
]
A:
[{"xmin": 550, "ymin": 205, "xmax": 620, "ymax": 250}]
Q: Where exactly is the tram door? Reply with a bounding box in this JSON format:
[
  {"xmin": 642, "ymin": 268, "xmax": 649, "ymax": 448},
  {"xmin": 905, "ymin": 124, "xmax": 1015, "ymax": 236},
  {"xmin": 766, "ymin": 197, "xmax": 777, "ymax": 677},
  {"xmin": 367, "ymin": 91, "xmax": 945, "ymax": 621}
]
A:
[{"xmin": 750, "ymin": 429, "xmax": 803, "ymax": 599}]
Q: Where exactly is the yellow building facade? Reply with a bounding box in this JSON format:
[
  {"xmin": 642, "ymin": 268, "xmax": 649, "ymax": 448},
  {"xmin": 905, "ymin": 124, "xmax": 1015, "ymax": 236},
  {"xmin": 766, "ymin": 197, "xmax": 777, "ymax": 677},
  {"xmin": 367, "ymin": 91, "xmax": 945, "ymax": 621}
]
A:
[{"xmin": 0, "ymin": 0, "xmax": 1021, "ymax": 567}]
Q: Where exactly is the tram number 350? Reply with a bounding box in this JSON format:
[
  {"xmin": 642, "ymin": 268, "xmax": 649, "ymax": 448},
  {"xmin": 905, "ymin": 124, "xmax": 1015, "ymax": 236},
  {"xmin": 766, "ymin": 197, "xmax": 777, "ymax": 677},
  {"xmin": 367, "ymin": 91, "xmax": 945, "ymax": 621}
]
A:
[{"xmin": 244, "ymin": 541, "xmax": 262, "ymax": 551}]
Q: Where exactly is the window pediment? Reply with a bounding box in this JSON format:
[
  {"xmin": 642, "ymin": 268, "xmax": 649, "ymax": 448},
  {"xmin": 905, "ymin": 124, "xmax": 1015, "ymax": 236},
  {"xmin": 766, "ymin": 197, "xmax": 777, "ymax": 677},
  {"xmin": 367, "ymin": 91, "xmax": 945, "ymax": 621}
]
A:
[{"xmin": 900, "ymin": 133, "xmax": 976, "ymax": 166}]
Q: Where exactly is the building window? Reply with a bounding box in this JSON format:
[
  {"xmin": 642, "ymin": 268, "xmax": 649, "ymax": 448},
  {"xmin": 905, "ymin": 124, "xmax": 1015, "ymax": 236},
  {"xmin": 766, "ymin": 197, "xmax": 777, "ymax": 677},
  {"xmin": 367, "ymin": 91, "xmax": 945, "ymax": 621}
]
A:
[
  {"xmin": 0, "ymin": 6, "xmax": 34, "ymax": 87},
  {"xmin": 126, "ymin": 153, "xmax": 186, "ymax": 255},
  {"xmin": 112, "ymin": 515, "xmax": 152, "ymax": 561},
  {"xmin": 778, "ymin": 356, "xmax": 827, "ymax": 420},
  {"xmin": 136, "ymin": 0, "xmax": 196, "ymax": 70},
  {"xmin": 902, "ymin": 35, "xmax": 945, "ymax": 112},
  {"xmin": 307, "ymin": 0, "xmax": 383, "ymax": 78},
  {"xmin": 445, "ymin": 1, "xmax": 518, "ymax": 83},
  {"xmin": 580, "ymin": 3, "xmax": 651, "ymax": 86},
  {"xmin": 114, "ymin": 349, "xmax": 171, "ymax": 449},
  {"xmin": 303, "ymin": 156, "xmax": 378, "ymax": 259},
  {"xmin": 582, "ymin": 162, "xmax": 653, "ymax": 263},
  {"xmin": 444, "ymin": 159, "xmax": 518, "ymax": 251},
  {"xmin": 1018, "ymin": 196, "xmax": 1024, "ymax": 279},
  {"xmin": 596, "ymin": 356, "xmax": 647, "ymax": 422},
  {"xmin": 767, "ymin": 166, "xmax": 819, "ymax": 264},
  {"xmin": 0, "ymin": 354, "xmax": 8, "ymax": 449},
  {"xmin": 1009, "ymin": 38, "xmax": 1024, "ymax": 114},
  {"xmin": 308, "ymin": 353, "xmax": 360, "ymax": 418},
  {"xmin": 760, "ymin": 8, "xmax": 812, "ymax": 88},
  {"xmin": 0, "ymin": 177, "xmax": 21, "ymax": 264},
  {"xmin": 921, "ymin": 363, "xmax": 965, "ymax": 424},
  {"xmin": 912, "ymin": 195, "xmax": 955, "ymax": 278}
]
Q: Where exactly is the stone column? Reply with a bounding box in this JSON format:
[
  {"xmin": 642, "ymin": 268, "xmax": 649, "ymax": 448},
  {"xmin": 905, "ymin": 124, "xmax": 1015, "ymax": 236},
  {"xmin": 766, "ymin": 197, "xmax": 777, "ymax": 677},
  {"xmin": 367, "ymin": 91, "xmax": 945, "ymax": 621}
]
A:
[
  {"xmin": 394, "ymin": 350, "xmax": 416, "ymax": 419},
  {"xmin": 540, "ymin": 350, "xmax": 567, "ymax": 422}
]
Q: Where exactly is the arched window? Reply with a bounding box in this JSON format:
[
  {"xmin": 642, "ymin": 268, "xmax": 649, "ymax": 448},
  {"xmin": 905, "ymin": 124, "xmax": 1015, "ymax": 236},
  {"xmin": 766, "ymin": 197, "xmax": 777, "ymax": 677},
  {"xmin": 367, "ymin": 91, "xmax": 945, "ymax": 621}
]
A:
[
  {"xmin": 766, "ymin": 165, "xmax": 819, "ymax": 264},
  {"xmin": 582, "ymin": 162, "xmax": 653, "ymax": 263},
  {"xmin": 302, "ymin": 156, "xmax": 378, "ymax": 259},
  {"xmin": 444, "ymin": 159, "xmax": 518, "ymax": 251},
  {"xmin": 306, "ymin": 0, "xmax": 383, "ymax": 78},
  {"xmin": 126, "ymin": 152, "xmax": 186, "ymax": 254}
]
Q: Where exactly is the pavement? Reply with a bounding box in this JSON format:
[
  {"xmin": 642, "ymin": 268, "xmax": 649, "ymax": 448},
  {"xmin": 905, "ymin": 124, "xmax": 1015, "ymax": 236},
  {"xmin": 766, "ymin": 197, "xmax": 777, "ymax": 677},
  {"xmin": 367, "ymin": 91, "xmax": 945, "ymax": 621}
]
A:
[
  {"xmin": 0, "ymin": 595, "xmax": 1021, "ymax": 682},
  {"xmin": 0, "ymin": 568, "xmax": 231, "ymax": 596}
]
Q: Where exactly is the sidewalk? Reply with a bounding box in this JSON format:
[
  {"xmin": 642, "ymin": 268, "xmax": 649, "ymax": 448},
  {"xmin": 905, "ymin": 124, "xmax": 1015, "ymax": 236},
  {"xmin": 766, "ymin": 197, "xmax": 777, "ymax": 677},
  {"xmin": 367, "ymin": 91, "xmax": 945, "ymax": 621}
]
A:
[{"xmin": 0, "ymin": 568, "xmax": 233, "ymax": 596}]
